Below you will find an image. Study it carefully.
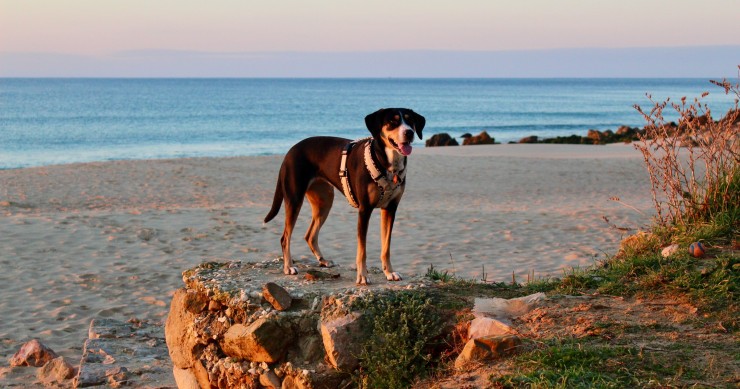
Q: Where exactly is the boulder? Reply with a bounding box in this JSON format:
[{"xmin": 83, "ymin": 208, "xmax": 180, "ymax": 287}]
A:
[
  {"xmin": 425, "ymin": 133, "xmax": 459, "ymax": 147},
  {"xmin": 9, "ymin": 339, "xmax": 59, "ymax": 367},
  {"xmin": 165, "ymin": 288, "xmax": 207, "ymax": 369},
  {"xmin": 263, "ymin": 282, "xmax": 293, "ymax": 311},
  {"xmin": 462, "ymin": 131, "xmax": 495, "ymax": 145},
  {"xmin": 518, "ymin": 135, "xmax": 538, "ymax": 143},
  {"xmin": 320, "ymin": 313, "xmax": 363, "ymax": 371},
  {"xmin": 586, "ymin": 129, "xmax": 605, "ymax": 144},
  {"xmin": 220, "ymin": 318, "xmax": 292, "ymax": 362}
]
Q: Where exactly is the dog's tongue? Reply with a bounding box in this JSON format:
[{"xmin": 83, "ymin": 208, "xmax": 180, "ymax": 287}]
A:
[{"xmin": 400, "ymin": 143, "xmax": 413, "ymax": 156}]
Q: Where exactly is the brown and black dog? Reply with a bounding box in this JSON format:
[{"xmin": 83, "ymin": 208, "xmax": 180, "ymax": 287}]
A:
[{"xmin": 264, "ymin": 108, "xmax": 425, "ymax": 284}]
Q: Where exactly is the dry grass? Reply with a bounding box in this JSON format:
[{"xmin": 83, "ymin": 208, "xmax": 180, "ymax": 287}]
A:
[{"xmin": 633, "ymin": 66, "xmax": 740, "ymax": 231}]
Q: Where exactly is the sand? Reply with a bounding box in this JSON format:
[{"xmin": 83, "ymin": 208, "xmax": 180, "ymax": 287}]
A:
[{"xmin": 0, "ymin": 143, "xmax": 654, "ymax": 371}]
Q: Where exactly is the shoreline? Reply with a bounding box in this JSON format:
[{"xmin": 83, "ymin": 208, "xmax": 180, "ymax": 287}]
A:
[{"xmin": 0, "ymin": 143, "xmax": 654, "ymax": 377}]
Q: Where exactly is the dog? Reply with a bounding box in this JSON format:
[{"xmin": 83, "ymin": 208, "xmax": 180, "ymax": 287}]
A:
[{"xmin": 264, "ymin": 108, "xmax": 425, "ymax": 284}]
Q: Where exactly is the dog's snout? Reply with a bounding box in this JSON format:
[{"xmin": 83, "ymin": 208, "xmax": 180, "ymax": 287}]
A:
[{"xmin": 404, "ymin": 129, "xmax": 414, "ymax": 139}]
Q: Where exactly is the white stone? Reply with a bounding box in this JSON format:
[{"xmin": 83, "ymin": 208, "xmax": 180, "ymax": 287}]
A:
[{"xmin": 661, "ymin": 244, "xmax": 680, "ymax": 258}]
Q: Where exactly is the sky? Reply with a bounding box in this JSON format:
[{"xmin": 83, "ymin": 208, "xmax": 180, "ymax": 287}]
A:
[{"xmin": 1, "ymin": 0, "xmax": 739, "ymax": 77}]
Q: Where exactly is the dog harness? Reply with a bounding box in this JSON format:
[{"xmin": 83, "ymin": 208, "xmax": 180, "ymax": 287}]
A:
[{"xmin": 339, "ymin": 138, "xmax": 406, "ymax": 209}]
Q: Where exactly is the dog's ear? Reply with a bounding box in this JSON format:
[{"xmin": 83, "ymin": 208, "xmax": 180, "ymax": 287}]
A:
[
  {"xmin": 365, "ymin": 108, "xmax": 387, "ymax": 140},
  {"xmin": 407, "ymin": 110, "xmax": 426, "ymax": 140}
]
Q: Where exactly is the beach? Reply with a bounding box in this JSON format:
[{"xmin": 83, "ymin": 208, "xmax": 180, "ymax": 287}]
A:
[{"xmin": 0, "ymin": 143, "xmax": 654, "ymax": 373}]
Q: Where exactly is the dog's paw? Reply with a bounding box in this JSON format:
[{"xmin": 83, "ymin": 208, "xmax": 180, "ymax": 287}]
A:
[
  {"xmin": 318, "ymin": 258, "xmax": 334, "ymax": 268},
  {"xmin": 284, "ymin": 266, "xmax": 298, "ymax": 275},
  {"xmin": 356, "ymin": 274, "xmax": 370, "ymax": 285},
  {"xmin": 386, "ymin": 272, "xmax": 403, "ymax": 281}
]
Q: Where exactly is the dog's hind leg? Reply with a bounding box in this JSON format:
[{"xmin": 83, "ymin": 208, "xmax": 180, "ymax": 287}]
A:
[
  {"xmin": 304, "ymin": 180, "xmax": 334, "ymax": 268},
  {"xmin": 280, "ymin": 185, "xmax": 305, "ymax": 275}
]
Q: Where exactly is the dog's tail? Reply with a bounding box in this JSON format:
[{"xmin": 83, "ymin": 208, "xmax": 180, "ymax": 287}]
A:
[{"xmin": 264, "ymin": 178, "xmax": 283, "ymax": 223}]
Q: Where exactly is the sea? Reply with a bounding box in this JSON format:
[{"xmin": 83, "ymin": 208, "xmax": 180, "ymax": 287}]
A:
[{"xmin": 1, "ymin": 78, "xmax": 736, "ymax": 169}]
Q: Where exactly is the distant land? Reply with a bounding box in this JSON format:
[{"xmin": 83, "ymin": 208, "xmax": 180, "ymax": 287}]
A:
[{"xmin": 1, "ymin": 46, "xmax": 738, "ymax": 78}]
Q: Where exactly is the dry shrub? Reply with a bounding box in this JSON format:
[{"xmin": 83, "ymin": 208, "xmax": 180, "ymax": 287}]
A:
[{"xmin": 633, "ymin": 66, "xmax": 740, "ymax": 228}]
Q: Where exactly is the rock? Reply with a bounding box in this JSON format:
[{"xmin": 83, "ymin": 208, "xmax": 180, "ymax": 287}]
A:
[
  {"xmin": 209, "ymin": 300, "xmax": 223, "ymax": 311},
  {"xmin": 468, "ymin": 317, "xmax": 512, "ymax": 340},
  {"xmin": 220, "ymin": 318, "xmax": 292, "ymax": 362},
  {"xmin": 320, "ymin": 313, "xmax": 363, "ymax": 371},
  {"xmin": 586, "ymin": 129, "xmax": 605, "ymax": 144},
  {"xmin": 462, "ymin": 131, "xmax": 495, "ymax": 145},
  {"xmin": 165, "ymin": 289, "xmax": 206, "ymax": 369},
  {"xmin": 297, "ymin": 335, "xmax": 325, "ymax": 364},
  {"xmin": 9, "ymin": 339, "xmax": 59, "ymax": 367},
  {"xmin": 518, "ymin": 135, "xmax": 538, "ymax": 143},
  {"xmin": 263, "ymin": 282, "xmax": 293, "ymax": 311},
  {"xmin": 425, "ymin": 133, "xmax": 459, "ymax": 147},
  {"xmin": 454, "ymin": 335, "xmax": 521, "ymax": 369},
  {"xmin": 260, "ymin": 370, "xmax": 282, "ymax": 388},
  {"xmin": 136, "ymin": 227, "xmax": 157, "ymax": 241},
  {"xmin": 37, "ymin": 357, "xmax": 75, "ymax": 385},
  {"xmin": 173, "ymin": 366, "xmax": 201, "ymax": 389},
  {"xmin": 661, "ymin": 244, "xmax": 680, "ymax": 258},
  {"xmin": 304, "ymin": 270, "xmax": 340, "ymax": 281},
  {"xmin": 89, "ymin": 317, "xmax": 133, "ymax": 339}
]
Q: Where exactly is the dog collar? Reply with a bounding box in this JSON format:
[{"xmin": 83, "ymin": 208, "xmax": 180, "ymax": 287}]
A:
[{"xmin": 339, "ymin": 137, "xmax": 405, "ymax": 209}]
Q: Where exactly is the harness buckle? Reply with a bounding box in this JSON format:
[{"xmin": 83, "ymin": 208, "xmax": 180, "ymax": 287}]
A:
[{"xmin": 339, "ymin": 169, "xmax": 348, "ymax": 178}]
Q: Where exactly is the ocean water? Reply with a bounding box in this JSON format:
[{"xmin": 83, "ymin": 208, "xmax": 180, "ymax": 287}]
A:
[{"xmin": 1, "ymin": 78, "xmax": 736, "ymax": 169}]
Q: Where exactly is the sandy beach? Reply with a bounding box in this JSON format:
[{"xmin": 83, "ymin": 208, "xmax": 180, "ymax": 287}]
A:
[{"xmin": 0, "ymin": 143, "xmax": 654, "ymax": 373}]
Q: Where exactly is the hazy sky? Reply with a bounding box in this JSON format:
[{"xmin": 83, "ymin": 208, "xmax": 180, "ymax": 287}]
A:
[{"xmin": 1, "ymin": 0, "xmax": 739, "ymax": 77}]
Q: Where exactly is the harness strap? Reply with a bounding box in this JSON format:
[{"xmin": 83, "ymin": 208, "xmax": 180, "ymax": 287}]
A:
[
  {"xmin": 339, "ymin": 137, "xmax": 405, "ymax": 209},
  {"xmin": 340, "ymin": 141, "xmax": 360, "ymax": 208}
]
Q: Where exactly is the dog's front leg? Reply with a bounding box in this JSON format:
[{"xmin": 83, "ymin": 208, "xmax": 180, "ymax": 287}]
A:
[
  {"xmin": 380, "ymin": 204, "xmax": 402, "ymax": 281},
  {"xmin": 355, "ymin": 207, "xmax": 373, "ymax": 285}
]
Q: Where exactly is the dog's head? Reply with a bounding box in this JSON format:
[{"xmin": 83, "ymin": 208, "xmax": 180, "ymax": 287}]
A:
[{"xmin": 365, "ymin": 108, "xmax": 425, "ymax": 156}]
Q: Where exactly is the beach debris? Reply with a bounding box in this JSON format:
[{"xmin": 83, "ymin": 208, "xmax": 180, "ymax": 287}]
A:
[
  {"xmin": 220, "ymin": 318, "xmax": 293, "ymax": 363},
  {"xmin": 9, "ymin": 339, "xmax": 59, "ymax": 367},
  {"xmin": 468, "ymin": 317, "xmax": 513, "ymax": 339},
  {"xmin": 688, "ymin": 241, "xmax": 706, "ymax": 258},
  {"xmin": 454, "ymin": 335, "xmax": 522, "ymax": 370},
  {"xmin": 36, "ymin": 357, "xmax": 75, "ymax": 385},
  {"xmin": 661, "ymin": 244, "xmax": 680, "ymax": 258},
  {"xmin": 262, "ymin": 282, "xmax": 292, "ymax": 311},
  {"xmin": 320, "ymin": 313, "xmax": 363, "ymax": 371}
]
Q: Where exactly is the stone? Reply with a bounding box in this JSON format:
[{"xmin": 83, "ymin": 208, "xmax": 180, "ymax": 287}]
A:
[
  {"xmin": 468, "ymin": 317, "xmax": 512, "ymax": 340},
  {"xmin": 166, "ymin": 288, "xmax": 205, "ymax": 369},
  {"xmin": 263, "ymin": 282, "xmax": 293, "ymax": 311},
  {"xmin": 586, "ymin": 129, "xmax": 605, "ymax": 144},
  {"xmin": 518, "ymin": 135, "xmax": 539, "ymax": 143},
  {"xmin": 37, "ymin": 357, "xmax": 75, "ymax": 385},
  {"xmin": 77, "ymin": 318, "xmax": 175, "ymax": 387},
  {"xmin": 173, "ymin": 366, "xmax": 201, "ymax": 389},
  {"xmin": 220, "ymin": 318, "xmax": 292, "ymax": 362},
  {"xmin": 136, "ymin": 227, "xmax": 157, "ymax": 241},
  {"xmin": 454, "ymin": 335, "xmax": 521, "ymax": 369},
  {"xmin": 260, "ymin": 370, "xmax": 282, "ymax": 388},
  {"xmin": 425, "ymin": 133, "xmax": 459, "ymax": 147},
  {"xmin": 462, "ymin": 131, "xmax": 495, "ymax": 145},
  {"xmin": 297, "ymin": 335, "xmax": 325, "ymax": 364},
  {"xmin": 320, "ymin": 313, "xmax": 362, "ymax": 371},
  {"xmin": 89, "ymin": 317, "xmax": 133, "ymax": 339},
  {"xmin": 661, "ymin": 244, "xmax": 680, "ymax": 258},
  {"xmin": 9, "ymin": 339, "xmax": 59, "ymax": 367}
]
